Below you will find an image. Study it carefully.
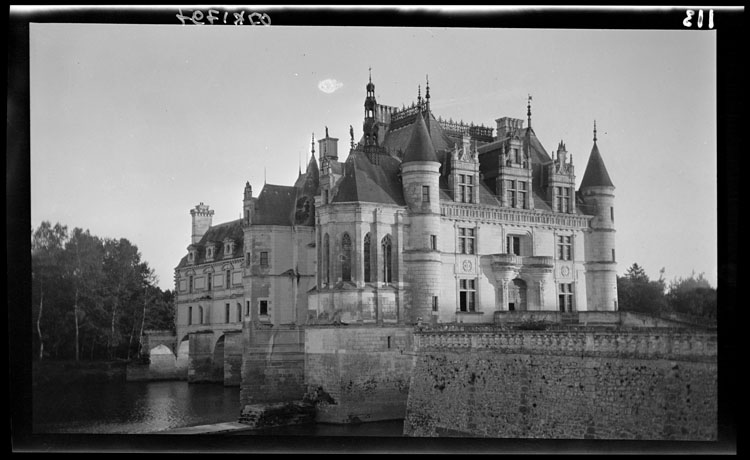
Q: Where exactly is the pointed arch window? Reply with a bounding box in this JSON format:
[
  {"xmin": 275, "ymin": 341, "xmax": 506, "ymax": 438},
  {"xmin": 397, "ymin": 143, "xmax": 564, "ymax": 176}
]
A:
[
  {"xmin": 341, "ymin": 233, "xmax": 352, "ymax": 282},
  {"xmin": 363, "ymin": 233, "xmax": 372, "ymax": 283},
  {"xmin": 381, "ymin": 235, "xmax": 393, "ymax": 284},
  {"xmin": 323, "ymin": 233, "xmax": 330, "ymax": 286}
]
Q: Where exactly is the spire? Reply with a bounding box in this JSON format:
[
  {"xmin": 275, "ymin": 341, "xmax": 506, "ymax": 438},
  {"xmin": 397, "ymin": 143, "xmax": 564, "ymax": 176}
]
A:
[
  {"xmin": 581, "ymin": 123, "xmax": 614, "ymax": 188},
  {"xmin": 425, "ymin": 74, "xmax": 430, "ymax": 108},
  {"xmin": 527, "ymin": 94, "xmax": 533, "ymax": 129},
  {"xmin": 402, "ymin": 112, "xmax": 438, "ymax": 164}
]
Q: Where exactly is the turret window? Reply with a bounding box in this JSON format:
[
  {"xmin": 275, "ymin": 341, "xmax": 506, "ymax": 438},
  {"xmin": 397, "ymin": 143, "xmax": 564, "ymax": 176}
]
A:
[
  {"xmin": 422, "ymin": 186, "xmax": 430, "ymax": 202},
  {"xmin": 189, "ymin": 275, "xmax": 194, "ymax": 293},
  {"xmin": 207, "ymin": 273, "xmax": 212, "ymax": 291},
  {"xmin": 188, "ymin": 306, "xmax": 193, "ymax": 325},
  {"xmin": 610, "ymin": 207, "xmax": 614, "ymax": 223},
  {"xmin": 459, "ymin": 228, "xmax": 475, "ymax": 254},
  {"xmin": 198, "ymin": 305, "xmax": 204, "ymax": 325},
  {"xmin": 225, "ymin": 303, "xmax": 230, "ymax": 323},
  {"xmin": 363, "ymin": 233, "xmax": 372, "ymax": 283},
  {"xmin": 226, "ymin": 269, "xmax": 232, "ymax": 288}
]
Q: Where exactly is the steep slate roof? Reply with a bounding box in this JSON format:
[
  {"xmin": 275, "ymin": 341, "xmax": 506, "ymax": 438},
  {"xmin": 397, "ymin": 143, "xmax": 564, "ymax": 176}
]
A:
[
  {"xmin": 382, "ymin": 112, "xmax": 454, "ymax": 160},
  {"xmin": 401, "ymin": 113, "xmax": 440, "ymax": 163},
  {"xmin": 176, "ymin": 219, "xmax": 244, "ymax": 268},
  {"xmin": 332, "ymin": 151, "xmax": 405, "ymax": 205},
  {"xmin": 254, "ymin": 184, "xmax": 297, "ymax": 225},
  {"xmin": 580, "ymin": 142, "xmax": 614, "ymax": 188}
]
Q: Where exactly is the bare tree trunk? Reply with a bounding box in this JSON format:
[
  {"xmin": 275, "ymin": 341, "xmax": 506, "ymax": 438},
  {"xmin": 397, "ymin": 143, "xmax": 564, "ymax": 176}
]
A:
[
  {"xmin": 37, "ymin": 288, "xmax": 44, "ymax": 361},
  {"xmin": 74, "ymin": 286, "xmax": 80, "ymax": 361},
  {"xmin": 138, "ymin": 290, "xmax": 148, "ymax": 358},
  {"xmin": 127, "ymin": 316, "xmax": 136, "ymax": 360},
  {"xmin": 110, "ymin": 297, "xmax": 119, "ymax": 360}
]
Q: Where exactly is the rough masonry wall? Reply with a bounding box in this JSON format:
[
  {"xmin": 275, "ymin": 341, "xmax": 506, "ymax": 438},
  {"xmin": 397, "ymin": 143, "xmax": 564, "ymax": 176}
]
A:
[
  {"xmin": 404, "ymin": 329, "xmax": 717, "ymax": 440},
  {"xmin": 305, "ymin": 326, "xmax": 415, "ymax": 423},
  {"xmin": 188, "ymin": 331, "xmax": 221, "ymax": 383},
  {"xmin": 223, "ymin": 331, "xmax": 243, "ymax": 386},
  {"xmin": 240, "ymin": 325, "xmax": 306, "ymax": 407}
]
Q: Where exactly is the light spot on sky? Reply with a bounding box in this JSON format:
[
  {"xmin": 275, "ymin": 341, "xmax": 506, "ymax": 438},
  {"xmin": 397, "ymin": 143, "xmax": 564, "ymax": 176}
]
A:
[{"xmin": 318, "ymin": 78, "xmax": 343, "ymax": 94}]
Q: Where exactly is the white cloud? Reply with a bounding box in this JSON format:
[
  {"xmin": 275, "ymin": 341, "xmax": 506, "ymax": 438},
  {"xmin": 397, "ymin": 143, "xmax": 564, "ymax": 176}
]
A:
[{"xmin": 318, "ymin": 78, "xmax": 343, "ymax": 94}]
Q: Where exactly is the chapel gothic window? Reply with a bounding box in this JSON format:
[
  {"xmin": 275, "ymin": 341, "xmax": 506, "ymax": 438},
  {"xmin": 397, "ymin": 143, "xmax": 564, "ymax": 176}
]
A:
[
  {"xmin": 364, "ymin": 233, "xmax": 372, "ymax": 283},
  {"xmin": 341, "ymin": 233, "xmax": 352, "ymax": 282},
  {"xmin": 381, "ymin": 235, "xmax": 392, "ymax": 284},
  {"xmin": 323, "ymin": 234, "xmax": 330, "ymax": 285}
]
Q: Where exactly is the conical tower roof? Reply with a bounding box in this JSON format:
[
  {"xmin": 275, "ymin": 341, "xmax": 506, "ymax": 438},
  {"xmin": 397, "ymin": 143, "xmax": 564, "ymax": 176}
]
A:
[
  {"xmin": 580, "ymin": 142, "xmax": 614, "ymax": 188},
  {"xmin": 402, "ymin": 113, "xmax": 439, "ymax": 163}
]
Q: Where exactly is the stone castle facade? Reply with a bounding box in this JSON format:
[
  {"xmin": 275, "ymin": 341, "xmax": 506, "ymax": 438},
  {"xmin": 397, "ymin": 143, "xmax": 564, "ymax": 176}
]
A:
[{"xmin": 174, "ymin": 75, "xmax": 618, "ymax": 345}]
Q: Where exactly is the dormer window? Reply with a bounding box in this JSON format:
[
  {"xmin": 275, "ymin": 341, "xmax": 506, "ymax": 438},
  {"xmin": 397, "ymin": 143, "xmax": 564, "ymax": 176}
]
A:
[
  {"xmin": 187, "ymin": 246, "xmax": 197, "ymax": 265},
  {"xmin": 224, "ymin": 239, "xmax": 234, "ymax": 257},
  {"xmin": 206, "ymin": 245, "xmax": 214, "ymax": 260},
  {"xmin": 458, "ymin": 174, "xmax": 474, "ymax": 203}
]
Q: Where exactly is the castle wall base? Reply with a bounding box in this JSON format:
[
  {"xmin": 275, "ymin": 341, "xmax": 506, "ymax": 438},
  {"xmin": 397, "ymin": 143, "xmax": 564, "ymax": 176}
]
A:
[
  {"xmin": 304, "ymin": 326, "xmax": 415, "ymax": 424},
  {"xmin": 404, "ymin": 327, "xmax": 717, "ymax": 440}
]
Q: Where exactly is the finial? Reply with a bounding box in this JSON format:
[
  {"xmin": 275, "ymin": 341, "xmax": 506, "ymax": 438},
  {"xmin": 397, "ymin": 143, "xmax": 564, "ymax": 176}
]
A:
[
  {"xmin": 425, "ymin": 74, "xmax": 430, "ymax": 100},
  {"xmin": 311, "ymin": 132, "xmax": 315, "ymax": 155},
  {"xmin": 368, "ymin": 67, "xmax": 372, "ymax": 83},
  {"xmin": 264, "ymin": 166, "xmax": 267, "ymax": 184},
  {"xmin": 350, "ymin": 125, "xmax": 354, "ymax": 148},
  {"xmin": 417, "ymin": 84, "xmax": 422, "ymax": 109},
  {"xmin": 527, "ymin": 94, "xmax": 532, "ymax": 128},
  {"xmin": 593, "ymin": 120, "xmax": 597, "ymax": 143},
  {"xmin": 325, "ymin": 126, "xmax": 329, "ymax": 138}
]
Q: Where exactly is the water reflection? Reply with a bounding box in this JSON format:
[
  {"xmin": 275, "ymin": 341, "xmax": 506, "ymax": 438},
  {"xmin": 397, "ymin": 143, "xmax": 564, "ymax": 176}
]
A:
[{"xmin": 33, "ymin": 380, "xmax": 240, "ymax": 434}]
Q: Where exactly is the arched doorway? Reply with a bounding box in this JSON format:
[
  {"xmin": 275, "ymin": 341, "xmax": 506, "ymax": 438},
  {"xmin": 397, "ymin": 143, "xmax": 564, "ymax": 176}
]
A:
[
  {"xmin": 212, "ymin": 335, "xmax": 225, "ymax": 383},
  {"xmin": 508, "ymin": 278, "xmax": 527, "ymax": 311}
]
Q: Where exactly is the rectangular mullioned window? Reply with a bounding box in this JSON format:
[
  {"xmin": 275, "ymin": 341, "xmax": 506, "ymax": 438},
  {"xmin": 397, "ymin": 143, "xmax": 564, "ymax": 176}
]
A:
[
  {"xmin": 559, "ymin": 283, "xmax": 574, "ymax": 312},
  {"xmin": 507, "ymin": 235, "xmax": 521, "ymax": 256},
  {"xmin": 458, "ymin": 174, "xmax": 474, "ymax": 203},
  {"xmin": 506, "ymin": 180, "xmax": 528, "ymax": 209},
  {"xmin": 555, "ymin": 187, "xmax": 571, "ymax": 213},
  {"xmin": 557, "ymin": 235, "xmax": 572, "ymax": 261},
  {"xmin": 458, "ymin": 228, "xmax": 475, "ymax": 254},
  {"xmin": 459, "ymin": 279, "xmax": 476, "ymax": 312}
]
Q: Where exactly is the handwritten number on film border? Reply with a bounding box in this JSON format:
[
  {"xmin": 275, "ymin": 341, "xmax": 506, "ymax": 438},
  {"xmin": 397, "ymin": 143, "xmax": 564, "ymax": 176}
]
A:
[
  {"xmin": 176, "ymin": 9, "xmax": 271, "ymax": 26},
  {"xmin": 683, "ymin": 9, "xmax": 714, "ymax": 29}
]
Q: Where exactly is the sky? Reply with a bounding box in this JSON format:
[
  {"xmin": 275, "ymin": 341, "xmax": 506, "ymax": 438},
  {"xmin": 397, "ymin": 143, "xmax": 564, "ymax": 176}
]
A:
[{"xmin": 29, "ymin": 19, "xmax": 717, "ymax": 291}]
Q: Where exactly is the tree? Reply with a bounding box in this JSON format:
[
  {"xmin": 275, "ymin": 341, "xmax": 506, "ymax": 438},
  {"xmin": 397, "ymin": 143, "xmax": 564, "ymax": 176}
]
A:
[
  {"xmin": 65, "ymin": 228, "xmax": 105, "ymax": 361},
  {"xmin": 666, "ymin": 272, "xmax": 717, "ymax": 319},
  {"xmin": 31, "ymin": 222, "xmax": 69, "ymax": 360},
  {"xmin": 617, "ymin": 263, "xmax": 668, "ymax": 315}
]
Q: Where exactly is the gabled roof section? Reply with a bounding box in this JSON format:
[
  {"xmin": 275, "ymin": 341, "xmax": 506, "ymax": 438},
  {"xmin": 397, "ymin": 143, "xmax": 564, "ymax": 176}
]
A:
[
  {"xmin": 333, "ymin": 151, "xmax": 405, "ymax": 205},
  {"xmin": 401, "ymin": 113, "xmax": 440, "ymax": 164},
  {"xmin": 580, "ymin": 142, "xmax": 614, "ymax": 188},
  {"xmin": 254, "ymin": 184, "xmax": 298, "ymax": 226}
]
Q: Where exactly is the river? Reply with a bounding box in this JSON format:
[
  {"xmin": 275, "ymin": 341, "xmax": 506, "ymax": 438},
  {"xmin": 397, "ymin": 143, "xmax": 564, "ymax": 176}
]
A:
[{"xmin": 32, "ymin": 380, "xmax": 404, "ymax": 436}]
